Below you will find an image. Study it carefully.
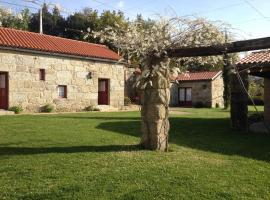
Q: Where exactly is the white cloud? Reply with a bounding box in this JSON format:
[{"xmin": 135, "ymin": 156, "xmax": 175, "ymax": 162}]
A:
[{"xmin": 117, "ymin": 1, "xmax": 124, "ymax": 8}]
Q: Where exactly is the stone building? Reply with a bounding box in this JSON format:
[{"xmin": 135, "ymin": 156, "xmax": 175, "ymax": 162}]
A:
[
  {"xmin": 0, "ymin": 28, "xmax": 124, "ymax": 113},
  {"xmin": 236, "ymin": 50, "xmax": 270, "ymax": 125},
  {"xmin": 170, "ymin": 71, "xmax": 224, "ymax": 108}
]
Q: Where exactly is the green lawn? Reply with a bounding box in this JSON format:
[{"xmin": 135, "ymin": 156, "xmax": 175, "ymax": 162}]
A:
[{"xmin": 0, "ymin": 108, "xmax": 270, "ymax": 200}]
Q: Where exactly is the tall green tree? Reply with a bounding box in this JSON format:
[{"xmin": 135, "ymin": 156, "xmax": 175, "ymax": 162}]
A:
[
  {"xmin": 64, "ymin": 8, "xmax": 99, "ymax": 41},
  {"xmin": 51, "ymin": 6, "xmax": 65, "ymax": 36},
  {"xmin": 29, "ymin": 3, "xmax": 65, "ymax": 36}
]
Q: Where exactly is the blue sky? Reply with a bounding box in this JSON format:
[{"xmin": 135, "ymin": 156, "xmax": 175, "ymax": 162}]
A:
[{"xmin": 4, "ymin": 0, "xmax": 270, "ymax": 40}]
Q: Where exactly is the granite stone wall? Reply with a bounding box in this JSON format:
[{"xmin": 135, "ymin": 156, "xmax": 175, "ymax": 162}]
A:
[
  {"xmin": 0, "ymin": 50, "xmax": 124, "ymax": 112},
  {"xmin": 211, "ymin": 74, "xmax": 224, "ymax": 108}
]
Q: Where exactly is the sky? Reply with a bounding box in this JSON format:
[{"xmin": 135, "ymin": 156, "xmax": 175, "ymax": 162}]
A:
[{"xmin": 3, "ymin": 0, "xmax": 270, "ymax": 40}]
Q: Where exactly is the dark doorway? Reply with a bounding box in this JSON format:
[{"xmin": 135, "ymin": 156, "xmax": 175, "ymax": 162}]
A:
[
  {"xmin": 0, "ymin": 72, "xmax": 8, "ymax": 110},
  {"xmin": 98, "ymin": 79, "xmax": 109, "ymax": 105},
  {"xmin": 179, "ymin": 87, "xmax": 192, "ymax": 107}
]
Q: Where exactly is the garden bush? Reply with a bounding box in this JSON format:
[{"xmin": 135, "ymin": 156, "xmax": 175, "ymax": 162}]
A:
[
  {"xmin": 40, "ymin": 104, "xmax": 54, "ymax": 113},
  {"xmin": 124, "ymin": 96, "xmax": 132, "ymax": 106},
  {"xmin": 85, "ymin": 106, "xmax": 100, "ymax": 112},
  {"xmin": 85, "ymin": 105, "xmax": 94, "ymax": 111},
  {"xmin": 8, "ymin": 106, "xmax": 23, "ymax": 114}
]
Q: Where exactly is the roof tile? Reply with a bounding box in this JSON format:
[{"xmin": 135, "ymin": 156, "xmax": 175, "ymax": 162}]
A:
[
  {"xmin": 177, "ymin": 71, "xmax": 221, "ymax": 81},
  {"xmin": 0, "ymin": 27, "xmax": 120, "ymax": 61},
  {"xmin": 237, "ymin": 50, "xmax": 270, "ymax": 65}
]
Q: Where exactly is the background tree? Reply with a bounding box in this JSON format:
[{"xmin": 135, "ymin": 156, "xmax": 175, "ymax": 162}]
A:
[
  {"xmin": 64, "ymin": 8, "xmax": 99, "ymax": 41},
  {"xmin": 51, "ymin": 6, "xmax": 65, "ymax": 36},
  {"xmin": 29, "ymin": 3, "xmax": 65, "ymax": 36},
  {"xmin": 0, "ymin": 8, "xmax": 31, "ymax": 30},
  {"xmin": 249, "ymin": 77, "xmax": 264, "ymax": 105}
]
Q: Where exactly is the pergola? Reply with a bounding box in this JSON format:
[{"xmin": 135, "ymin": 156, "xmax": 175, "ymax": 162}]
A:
[
  {"xmin": 236, "ymin": 51, "xmax": 270, "ymax": 126},
  {"xmin": 168, "ymin": 36, "xmax": 270, "ymax": 132}
]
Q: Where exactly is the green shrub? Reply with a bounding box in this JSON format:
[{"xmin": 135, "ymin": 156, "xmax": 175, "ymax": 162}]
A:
[
  {"xmin": 8, "ymin": 106, "xmax": 23, "ymax": 114},
  {"xmin": 85, "ymin": 106, "xmax": 100, "ymax": 112},
  {"xmin": 85, "ymin": 105, "xmax": 94, "ymax": 111},
  {"xmin": 40, "ymin": 104, "xmax": 54, "ymax": 113},
  {"xmin": 93, "ymin": 108, "xmax": 101, "ymax": 111},
  {"xmin": 124, "ymin": 96, "xmax": 132, "ymax": 106}
]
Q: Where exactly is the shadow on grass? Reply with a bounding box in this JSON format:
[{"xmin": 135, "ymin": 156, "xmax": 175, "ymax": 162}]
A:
[
  {"xmin": 1, "ymin": 115, "xmax": 270, "ymax": 162},
  {"xmin": 95, "ymin": 117, "xmax": 270, "ymax": 162},
  {"xmin": 58, "ymin": 116, "xmax": 140, "ymax": 121},
  {"xmin": 0, "ymin": 144, "xmax": 142, "ymax": 156}
]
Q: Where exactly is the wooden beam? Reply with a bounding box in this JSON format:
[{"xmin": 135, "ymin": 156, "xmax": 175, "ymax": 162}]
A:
[{"xmin": 168, "ymin": 36, "xmax": 270, "ymax": 58}]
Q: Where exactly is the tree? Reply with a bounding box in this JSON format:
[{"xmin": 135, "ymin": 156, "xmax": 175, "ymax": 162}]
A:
[
  {"xmin": 89, "ymin": 17, "xmax": 229, "ymax": 151},
  {"xmin": 0, "ymin": 8, "xmax": 31, "ymax": 30},
  {"xmin": 51, "ymin": 6, "xmax": 65, "ymax": 36},
  {"xmin": 64, "ymin": 9, "xmax": 127, "ymax": 46},
  {"xmin": 64, "ymin": 8, "xmax": 100, "ymax": 41},
  {"xmin": 249, "ymin": 77, "xmax": 264, "ymax": 105},
  {"xmin": 29, "ymin": 3, "xmax": 65, "ymax": 36}
]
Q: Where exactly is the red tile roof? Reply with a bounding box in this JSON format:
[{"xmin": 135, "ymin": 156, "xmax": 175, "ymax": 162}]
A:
[
  {"xmin": 177, "ymin": 71, "xmax": 222, "ymax": 81},
  {"xmin": 0, "ymin": 27, "xmax": 120, "ymax": 61},
  {"xmin": 237, "ymin": 50, "xmax": 270, "ymax": 65}
]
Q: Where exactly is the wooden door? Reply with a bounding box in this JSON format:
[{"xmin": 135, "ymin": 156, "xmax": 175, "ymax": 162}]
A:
[
  {"xmin": 179, "ymin": 87, "xmax": 192, "ymax": 107},
  {"xmin": 98, "ymin": 79, "xmax": 109, "ymax": 105},
  {"xmin": 0, "ymin": 72, "xmax": 8, "ymax": 110}
]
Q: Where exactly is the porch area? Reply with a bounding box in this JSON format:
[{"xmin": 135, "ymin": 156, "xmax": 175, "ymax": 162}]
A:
[{"xmin": 235, "ymin": 50, "xmax": 270, "ymax": 132}]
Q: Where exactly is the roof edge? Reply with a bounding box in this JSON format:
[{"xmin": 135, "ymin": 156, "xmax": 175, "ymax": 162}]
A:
[
  {"xmin": 211, "ymin": 71, "xmax": 222, "ymax": 80},
  {"xmin": 0, "ymin": 46, "xmax": 121, "ymax": 64},
  {"xmin": 177, "ymin": 71, "xmax": 222, "ymax": 82},
  {"xmin": 0, "ymin": 27, "xmax": 108, "ymax": 49}
]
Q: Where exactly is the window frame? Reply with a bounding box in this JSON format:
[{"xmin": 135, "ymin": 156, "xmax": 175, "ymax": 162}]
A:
[
  {"xmin": 58, "ymin": 85, "xmax": 67, "ymax": 98},
  {"xmin": 179, "ymin": 87, "xmax": 192, "ymax": 102}
]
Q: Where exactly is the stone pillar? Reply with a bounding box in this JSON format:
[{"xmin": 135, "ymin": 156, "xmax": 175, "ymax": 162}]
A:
[
  {"xmin": 264, "ymin": 78, "xmax": 270, "ymax": 123},
  {"xmin": 140, "ymin": 67, "xmax": 171, "ymax": 151}
]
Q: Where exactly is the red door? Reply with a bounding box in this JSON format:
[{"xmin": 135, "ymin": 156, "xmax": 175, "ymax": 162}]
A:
[
  {"xmin": 0, "ymin": 72, "xmax": 8, "ymax": 110},
  {"xmin": 98, "ymin": 79, "xmax": 109, "ymax": 105}
]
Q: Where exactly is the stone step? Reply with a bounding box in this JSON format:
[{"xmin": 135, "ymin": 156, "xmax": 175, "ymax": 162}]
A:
[{"xmin": 0, "ymin": 110, "xmax": 15, "ymax": 115}]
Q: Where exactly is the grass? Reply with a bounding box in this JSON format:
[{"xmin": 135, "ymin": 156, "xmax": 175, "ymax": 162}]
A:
[{"xmin": 0, "ymin": 108, "xmax": 270, "ymax": 200}]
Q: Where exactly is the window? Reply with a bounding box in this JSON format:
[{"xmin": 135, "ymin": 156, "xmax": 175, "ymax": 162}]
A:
[
  {"xmin": 179, "ymin": 87, "xmax": 192, "ymax": 106},
  {"xmin": 39, "ymin": 69, "xmax": 45, "ymax": 81},
  {"xmin": 58, "ymin": 85, "xmax": 67, "ymax": 98}
]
